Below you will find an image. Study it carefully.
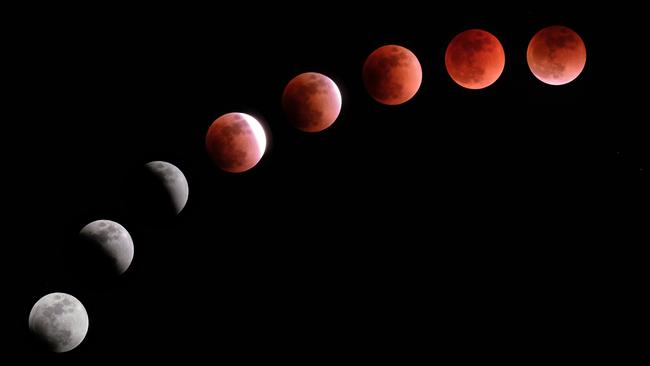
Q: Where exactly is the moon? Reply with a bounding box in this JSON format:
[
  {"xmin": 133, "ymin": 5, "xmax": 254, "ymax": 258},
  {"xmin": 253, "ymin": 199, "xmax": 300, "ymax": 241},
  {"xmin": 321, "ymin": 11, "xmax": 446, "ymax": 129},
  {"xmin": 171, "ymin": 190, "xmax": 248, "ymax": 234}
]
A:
[
  {"xmin": 28, "ymin": 293, "xmax": 89, "ymax": 353},
  {"xmin": 362, "ymin": 44, "xmax": 422, "ymax": 105},
  {"xmin": 445, "ymin": 29, "xmax": 505, "ymax": 89},
  {"xmin": 282, "ymin": 72, "xmax": 342, "ymax": 132},
  {"xmin": 205, "ymin": 112, "xmax": 267, "ymax": 173},
  {"xmin": 527, "ymin": 25, "xmax": 586, "ymax": 85},
  {"xmin": 144, "ymin": 161, "xmax": 189, "ymax": 215},
  {"xmin": 79, "ymin": 220, "xmax": 134, "ymax": 275}
]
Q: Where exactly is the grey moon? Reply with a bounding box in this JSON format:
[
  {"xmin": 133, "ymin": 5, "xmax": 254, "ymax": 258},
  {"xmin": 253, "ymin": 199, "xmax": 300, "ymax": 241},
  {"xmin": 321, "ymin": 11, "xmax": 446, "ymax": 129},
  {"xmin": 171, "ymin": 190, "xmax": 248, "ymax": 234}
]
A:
[
  {"xmin": 79, "ymin": 219, "xmax": 134, "ymax": 275},
  {"xmin": 28, "ymin": 292, "xmax": 89, "ymax": 353},
  {"xmin": 145, "ymin": 161, "xmax": 189, "ymax": 215}
]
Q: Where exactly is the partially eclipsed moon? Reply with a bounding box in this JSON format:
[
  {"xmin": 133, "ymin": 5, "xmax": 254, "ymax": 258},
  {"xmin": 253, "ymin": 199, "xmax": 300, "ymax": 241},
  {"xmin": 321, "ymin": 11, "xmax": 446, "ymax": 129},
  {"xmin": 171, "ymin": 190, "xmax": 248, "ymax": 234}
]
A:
[
  {"xmin": 527, "ymin": 25, "xmax": 586, "ymax": 85},
  {"xmin": 282, "ymin": 72, "xmax": 342, "ymax": 132},
  {"xmin": 445, "ymin": 29, "xmax": 505, "ymax": 89},
  {"xmin": 206, "ymin": 112, "xmax": 267, "ymax": 173},
  {"xmin": 362, "ymin": 45, "xmax": 422, "ymax": 105},
  {"xmin": 79, "ymin": 219, "xmax": 134, "ymax": 275},
  {"xmin": 144, "ymin": 161, "xmax": 189, "ymax": 215},
  {"xmin": 28, "ymin": 293, "xmax": 89, "ymax": 353}
]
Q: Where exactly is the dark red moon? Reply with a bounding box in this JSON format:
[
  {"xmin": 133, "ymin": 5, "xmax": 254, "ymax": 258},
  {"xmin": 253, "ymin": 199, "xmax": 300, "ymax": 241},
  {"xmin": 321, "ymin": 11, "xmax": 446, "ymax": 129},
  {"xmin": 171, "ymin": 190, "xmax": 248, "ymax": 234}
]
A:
[
  {"xmin": 445, "ymin": 29, "xmax": 505, "ymax": 89},
  {"xmin": 282, "ymin": 72, "xmax": 342, "ymax": 132},
  {"xmin": 205, "ymin": 112, "xmax": 267, "ymax": 173},
  {"xmin": 527, "ymin": 25, "xmax": 586, "ymax": 86},
  {"xmin": 362, "ymin": 45, "xmax": 422, "ymax": 105}
]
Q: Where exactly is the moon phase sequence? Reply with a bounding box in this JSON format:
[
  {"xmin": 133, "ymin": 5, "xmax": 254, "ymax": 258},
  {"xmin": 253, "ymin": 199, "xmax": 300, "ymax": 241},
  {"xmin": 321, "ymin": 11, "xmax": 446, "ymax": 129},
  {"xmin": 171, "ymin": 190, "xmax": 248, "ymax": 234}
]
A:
[
  {"xmin": 27, "ymin": 22, "xmax": 588, "ymax": 354},
  {"xmin": 527, "ymin": 25, "xmax": 586, "ymax": 85},
  {"xmin": 29, "ymin": 293, "xmax": 89, "ymax": 353}
]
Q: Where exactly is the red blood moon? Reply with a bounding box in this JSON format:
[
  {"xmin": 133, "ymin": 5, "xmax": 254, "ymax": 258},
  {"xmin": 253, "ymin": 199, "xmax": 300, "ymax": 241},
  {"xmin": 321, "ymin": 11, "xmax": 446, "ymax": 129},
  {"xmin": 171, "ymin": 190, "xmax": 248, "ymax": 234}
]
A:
[
  {"xmin": 362, "ymin": 45, "xmax": 422, "ymax": 105},
  {"xmin": 445, "ymin": 29, "xmax": 505, "ymax": 89},
  {"xmin": 527, "ymin": 25, "xmax": 586, "ymax": 86},
  {"xmin": 205, "ymin": 112, "xmax": 267, "ymax": 173},
  {"xmin": 282, "ymin": 72, "xmax": 342, "ymax": 132}
]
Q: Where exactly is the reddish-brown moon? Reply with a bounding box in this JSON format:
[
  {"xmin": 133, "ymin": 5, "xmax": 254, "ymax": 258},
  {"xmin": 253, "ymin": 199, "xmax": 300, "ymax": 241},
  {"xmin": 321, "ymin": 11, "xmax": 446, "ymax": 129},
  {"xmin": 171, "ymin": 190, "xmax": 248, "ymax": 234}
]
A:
[
  {"xmin": 362, "ymin": 45, "xmax": 422, "ymax": 105},
  {"xmin": 205, "ymin": 112, "xmax": 267, "ymax": 173},
  {"xmin": 445, "ymin": 29, "xmax": 505, "ymax": 89},
  {"xmin": 282, "ymin": 72, "xmax": 342, "ymax": 132},
  {"xmin": 527, "ymin": 25, "xmax": 586, "ymax": 86}
]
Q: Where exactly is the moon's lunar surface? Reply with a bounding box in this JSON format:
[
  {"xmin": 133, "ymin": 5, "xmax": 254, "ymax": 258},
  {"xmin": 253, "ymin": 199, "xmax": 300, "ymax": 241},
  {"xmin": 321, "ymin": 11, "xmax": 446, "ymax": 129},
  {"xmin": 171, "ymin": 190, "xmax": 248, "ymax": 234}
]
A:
[
  {"xmin": 28, "ymin": 293, "xmax": 89, "ymax": 353},
  {"xmin": 79, "ymin": 220, "xmax": 134, "ymax": 275},
  {"xmin": 445, "ymin": 29, "xmax": 505, "ymax": 89},
  {"xmin": 527, "ymin": 25, "xmax": 586, "ymax": 85},
  {"xmin": 362, "ymin": 44, "xmax": 422, "ymax": 105},
  {"xmin": 282, "ymin": 72, "xmax": 342, "ymax": 132},
  {"xmin": 144, "ymin": 161, "xmax": 189, "ymax": 215},
  {"xmin": 205, "ymin": 112, "xmax": 267, "ymax": 173}
]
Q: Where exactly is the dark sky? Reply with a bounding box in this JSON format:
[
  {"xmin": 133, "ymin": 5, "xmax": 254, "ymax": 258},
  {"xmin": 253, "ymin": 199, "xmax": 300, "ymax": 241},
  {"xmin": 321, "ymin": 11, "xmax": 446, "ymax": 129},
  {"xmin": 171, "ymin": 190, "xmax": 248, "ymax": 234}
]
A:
[{"xmin": 8, "ymin": 5, "xmax": 647, "ymax": 363}]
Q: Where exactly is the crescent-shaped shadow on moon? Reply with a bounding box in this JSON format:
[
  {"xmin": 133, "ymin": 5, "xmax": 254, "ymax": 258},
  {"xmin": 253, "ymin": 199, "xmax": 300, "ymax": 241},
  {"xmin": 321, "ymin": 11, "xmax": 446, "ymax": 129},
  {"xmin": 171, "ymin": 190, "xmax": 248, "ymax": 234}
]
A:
[
  {"xmin": 144, "ymin": 161, "xmax": 189, "ymax": 215},
  {"xmin": 124, "ymin": 161, "xmax": 190, "ymax": 224},
  {"xmin": 78, "ymin": 219, "xmax": 134, "ymax": 276}
]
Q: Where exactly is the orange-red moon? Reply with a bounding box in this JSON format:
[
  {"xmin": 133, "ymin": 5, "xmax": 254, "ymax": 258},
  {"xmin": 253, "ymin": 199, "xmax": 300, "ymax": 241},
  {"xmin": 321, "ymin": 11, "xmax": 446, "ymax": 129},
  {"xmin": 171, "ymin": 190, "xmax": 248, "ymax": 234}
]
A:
[
  {"xmin": 282, "ymin": 72, "xmax": 342, "ymax": 132},
  {"xmin": 362, "ymin": 45, "xmax": 422, "ymax": 105},
  {"xmin": 527, "ymin": 25, "xmax": 586, "ymax": 85},
  {"xmin": 445, "ymin": 29, "xmax": 505, "ymax": 89},
  {"xmin": 205, "ymin": 112, "xmax": 267, "ymax": 173}
]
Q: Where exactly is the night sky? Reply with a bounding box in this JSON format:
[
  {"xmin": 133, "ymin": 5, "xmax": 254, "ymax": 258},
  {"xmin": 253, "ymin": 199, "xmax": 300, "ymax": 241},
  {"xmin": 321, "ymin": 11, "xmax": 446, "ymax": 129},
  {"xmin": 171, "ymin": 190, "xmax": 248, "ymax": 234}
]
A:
[{"xmin": 8, "ymin": 5, "xmax": 647, "ymax": 363}]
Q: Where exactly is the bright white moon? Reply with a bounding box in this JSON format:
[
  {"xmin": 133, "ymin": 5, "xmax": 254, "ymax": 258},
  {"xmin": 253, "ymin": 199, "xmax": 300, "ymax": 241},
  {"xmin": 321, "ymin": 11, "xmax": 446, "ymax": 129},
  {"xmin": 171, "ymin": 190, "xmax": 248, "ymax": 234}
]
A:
[{"xmin": 28, "ymin": 292, "xmax": 89, "ymax": 353}]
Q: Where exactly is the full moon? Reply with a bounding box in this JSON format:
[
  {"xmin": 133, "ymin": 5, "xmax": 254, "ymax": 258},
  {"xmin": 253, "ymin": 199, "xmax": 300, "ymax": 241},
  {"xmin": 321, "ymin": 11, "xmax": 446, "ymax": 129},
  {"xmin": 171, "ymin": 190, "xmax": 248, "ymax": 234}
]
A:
[
  {"xmin": 445, "ymin": 29, "xmax": 505, "ymax": 89},
  {"xmin": 28, "ymin": 292, "xmax": 89, "ymax": 353},
  {"xmin": 282, "ymin": 72, "xmax": 342, "ymax": 132},
  {"xmin": 527, "ymin": 25, "xmax": 586, "ymax": 85},
  {"xmin": 362, "ymin": 45, "xmax": 422, "ymax": 105},
  {"xmin": 205, "ymin": 112, "xmax": 267, "ymax": 173},
  {"xmin": 144, "ymin": 161, "xmax": 189, "ymax": 215},
  {"xmin": 79, "ymin": 220, "xmax": 134, "ymax": 275}
]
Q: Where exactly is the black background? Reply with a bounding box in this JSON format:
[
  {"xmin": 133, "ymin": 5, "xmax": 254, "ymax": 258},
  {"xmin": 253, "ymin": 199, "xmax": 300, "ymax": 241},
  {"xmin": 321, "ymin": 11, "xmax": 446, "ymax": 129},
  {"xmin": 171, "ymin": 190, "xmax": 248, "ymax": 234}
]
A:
[{"xmin": 7, "ymin": 4, "xmax": 647, "ymax": 363}]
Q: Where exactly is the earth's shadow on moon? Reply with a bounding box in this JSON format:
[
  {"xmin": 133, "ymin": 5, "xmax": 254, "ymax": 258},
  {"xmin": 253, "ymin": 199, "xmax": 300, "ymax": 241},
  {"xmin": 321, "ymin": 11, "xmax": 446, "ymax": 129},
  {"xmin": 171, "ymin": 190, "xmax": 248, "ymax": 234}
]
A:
[
  {"xmin": 121, "ymin": 164, "xmax": 185, "ymax": 226},
  {"xmin": 66, "ymin": 234, "xmax": 130, "ymax": 288}
]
